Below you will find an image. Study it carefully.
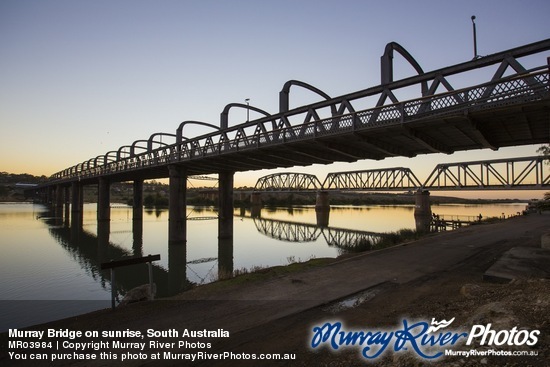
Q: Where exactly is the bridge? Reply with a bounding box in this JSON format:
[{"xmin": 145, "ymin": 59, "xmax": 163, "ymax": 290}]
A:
[
  {"xmin": 249, "ymin": 155, "xmax": 548, "ymax": 230},
  {"xmin": 253, "ymin": 155, "xmax": 550, "ymax": 192},
  {"xmin": 34, "ymin": 39, "xmax": 550, "ymax": 244}
]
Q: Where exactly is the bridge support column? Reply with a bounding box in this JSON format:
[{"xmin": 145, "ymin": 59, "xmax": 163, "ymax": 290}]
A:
[
  {"xmin": 55, "ymin": 185, "xmax": 64, "ymax": 217},
  {"xmin": 64, "ymin": 186, "xmax": 71, "ymax": 227},
  {"xmin": 414, "ymin": 190, "xmax": 432, "ymax": 233},
  {"xmin": 71, "ymin": 181, "xmax": 83, "ymax": 227},
  {"xmin": 218, "ymin": 171, "xmax": 234, "ymax": 239},
  {"xmin": 168, "ymin": 165, "xmax": 187, "ymax": 245},
  {"xmin": 218, "ymin": 237, "xmax": 234, "ymax": 280},
  {"xmin": 315, "ymin": 191, "xmax": 330, "ymax": 227},
  {"xmin": 133, "ymin": 179, "xmax": 144, "ymax": 255},
  {"xmin": 250, "ymin": 192, "xmax": 262, "ymax": 218},
  {"xmin": 47, "ymin": 186, "xmax": 54, "ymax": 204},
  {"xmin": 168, "ymin": 243, "xmax": 192, "ymax": 294},
  {"xmin": 97, "ymin": 178, "xmax": 111, "ymax": 223},
  {"xmin": 133, "ymin": 179, "xmax": 143, "ymax": 221}
]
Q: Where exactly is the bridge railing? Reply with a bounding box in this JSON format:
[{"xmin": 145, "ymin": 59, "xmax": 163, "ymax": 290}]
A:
[{"xmin": 50, "ymin": 67, "xmax": 549, "ymax": 183}]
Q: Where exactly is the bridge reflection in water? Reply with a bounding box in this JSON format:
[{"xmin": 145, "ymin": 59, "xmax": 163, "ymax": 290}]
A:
[
  {"xmin": 41, "ymin": 203, "xmax": 428, "ymax": 303},
  {"xmin": 41, "ymin": 200, "xmax": 521, "ymax": 306},
  {"xmin": 252, "ymin": 216, "xmax": 386, "ymax": 252},
  {"xmin": 249, "ymin": 210, "xmax": 450, "ymax": 253},
  {"xmin": 41, "ymin": 207, "xmax": 234, "ymax": 301}
]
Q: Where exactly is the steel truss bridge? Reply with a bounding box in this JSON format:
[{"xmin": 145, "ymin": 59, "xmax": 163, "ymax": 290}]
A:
[
  {"xmin": 46, "ymin": 39, "xmax": 550, "ymax": 185},
  {"xmin": 253, "ymin": 217, "xmax": 386, "ymax": 251},
  {"xmin": 253, "ymin": 156, "xmax": 550, "ymax": 192}
]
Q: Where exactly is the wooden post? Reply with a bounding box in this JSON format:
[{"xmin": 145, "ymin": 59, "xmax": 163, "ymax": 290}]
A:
[{"xmin": 101, "ymin": 254, "xmax": 161, "ymax": 309}]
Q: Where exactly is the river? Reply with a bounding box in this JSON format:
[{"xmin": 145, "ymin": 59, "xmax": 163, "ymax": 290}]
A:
[{"xmin": 0, "ymin": 201, "xmax": 528, "ymax": 331}]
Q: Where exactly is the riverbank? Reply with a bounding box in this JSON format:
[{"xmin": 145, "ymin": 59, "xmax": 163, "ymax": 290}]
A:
[{"xmin": 1, "ymin": 212, "xmax": 548, "ymax": 366}]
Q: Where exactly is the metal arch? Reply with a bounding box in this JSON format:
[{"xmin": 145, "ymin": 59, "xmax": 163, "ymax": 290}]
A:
[
  {"xmin": 85, "ymin": 158, "xmax": 95, "ymax": 170},
  {"xmin": 130, "ymin": 140, "xmax": 150, "ymax": 156},
  {"xmin": 279, "ymin": 80, "xmax": 337, "ymax": 115},
  {"xmin": 117, "ymin": 145, "xmax": 134, "ymax": 159},
  {"xmin": 93, "ymin": 155, "xmax": 105, "ymax": 167},
  {"xmin": 75, "ymin": 162, "xmax": 86, "ymax": 173},
  {"xmin": 380, "ymin": 42, "xmax": 428, "ymax": 107},
  {"xmin": 254, "ymin": 172, "xmax": 322, "ymax": 191},
  {"xmin": 147, "ymin": 133, "xmax": 177, "ymax": 151},
  {"xmin": 176, "ymin": 120, "xmax": 219, "ymax": 143},
  {"xmin": 220, "ymin": 103, "xmax": 271, "ymax": 129},
  {"xmin": 91, "ymin": 152, "xmax": 117, "ymax": 168},
  {"xmin": 381, "ymin": 42, "xmax": 426, "ymax": 86},
  {"xmin": 104, "ymin": 151, "xmax": 118, "ymax": 164}
]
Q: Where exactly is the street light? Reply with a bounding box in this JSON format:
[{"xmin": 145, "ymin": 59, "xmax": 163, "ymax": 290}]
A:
[
  {"xmin": 245, "ymin": 98, "xmax": 250, "ymax": 122},
  {"xmin": 471, "ymin": 15, "xmax": 479, "ymax": 59}
]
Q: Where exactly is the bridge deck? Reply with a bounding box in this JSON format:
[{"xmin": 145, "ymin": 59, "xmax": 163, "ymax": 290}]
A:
[{"xmin": 45, "ymin": 39, "xmax": 550, "ymax": 186}]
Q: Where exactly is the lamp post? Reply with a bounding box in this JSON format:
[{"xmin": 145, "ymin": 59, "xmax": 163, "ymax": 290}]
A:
[
  {"xmin": 471, "ymin": 15, "xmax": 478, "ymax": 59},
  {"xmin": 245, "ymin": 98, "xmax": 250, "ymax": 122}
]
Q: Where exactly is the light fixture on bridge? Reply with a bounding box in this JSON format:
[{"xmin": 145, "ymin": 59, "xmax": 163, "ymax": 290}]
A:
[
  {"xmin": 245, "ymin": 98, "xmax": 250, "ymax": 122},
  {"xmin": 471, "ymin": 15, "xmax": 479, "ymax": 60}
]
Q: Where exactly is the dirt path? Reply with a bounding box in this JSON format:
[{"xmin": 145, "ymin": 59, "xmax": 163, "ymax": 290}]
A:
[{"xmin": 1, "ymin": 213, "xmax": 549, "ymax": 366}]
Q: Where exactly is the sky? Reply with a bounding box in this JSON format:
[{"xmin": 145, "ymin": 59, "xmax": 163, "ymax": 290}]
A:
[{"xmin": 1, "ymin": 0, "xmax": 549, "ymax": 199}]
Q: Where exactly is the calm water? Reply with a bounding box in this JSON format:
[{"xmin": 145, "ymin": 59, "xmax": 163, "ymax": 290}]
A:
[{"xmin": 0, "ymin": 201, "xmax": 527, "ymax": 331}]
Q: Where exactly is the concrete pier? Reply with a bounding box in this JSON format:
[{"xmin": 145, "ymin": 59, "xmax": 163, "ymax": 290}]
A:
[
  {"xmin": 168, "ymin": 165, "xmax": 187, "ymax": 245},
  {"xmin": 133, "ymin": 179, "xmax": 143, "ymax": 221},
  {"xmin": 64, "ymin": 186, "xmax": 70, "ymax": 226},
  {"xmin": 71, "ymin": 181, "xmax": 83, "ymax": 227},
  {"xmin": 55, "ymin": 185, "xmax": 64, "ymax": 215},
  {"xmin": 218, "ymin": 171, "xmax": 234, "ymax": 239},
  {"xmin": 315, "ymin": 191, "xmax": 330, "ymax": 227},
  {"xmin": 168, "ymin": 244, "xmax": 190, "ymax": 294},
  {"xmin": 414, "ymin": 189, "xmax": 432, "ymax": 232},
  {"xmin": 218, "ymin": 237, "xmax": 234, "ymax": 280},
  {"xmin": 98, "ymin": 178, "xmax": 111, "ymax": 222},
  {"xmin": 251, "ymin": 192, "xmax": 262, "ymax": 218}
]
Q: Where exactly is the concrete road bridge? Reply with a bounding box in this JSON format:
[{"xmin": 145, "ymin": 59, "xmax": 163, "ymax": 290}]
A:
[{"xmin": 34, "ymin": 39, "xmax": 550, "ymax": 243}]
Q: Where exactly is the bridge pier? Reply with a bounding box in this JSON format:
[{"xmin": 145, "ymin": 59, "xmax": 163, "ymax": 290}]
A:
[
  {"xmin": 315, "ymin": 191, "xmax": 330, "ymax": 227},
  {"xmin": 71, "ymin": 181, "xmax": 83, "ymax": 227},
  {"xmin": 98, "ymin": 177, "xmax": 111, "ymax": 223},
  {"xmin": 47, "ymin": 186, "xmax": 55, "ymax": 204},
  {"xmin": 168, "ymin": 165, "xmax": 187, "ymax": 245},
  {"xmin": 64, "ymin": 186, "xmax": 70, "ymax": 227},
  {"xmin": 414, "ymin": 190, "xmax": 432, "ymax": 233},
  {"xmin": 250, "ymin": 192, "xmax": 262, "ymax": 218},
  {"xmin": 218, "ymin": 171, "xmax": 234, "ymax": 239},
  {"xmin": 168, "ymin": 243, "xmax": 190, "ymax": 294},
  {"xmin": 133, "ymin": 179, "xmax": 144, "ymax": 255},
  {"xmin": 55, "ymin": 185, "xmax": 64, "ymax": 215},
  {"xmin": 97, "ymin": 219, "xmax": 110, "ymax": 262},
  {"xmin": 133, "ymin": 179, "xmax": 143, "ymax": 221},
  {"xmin": 218, "ymin": 237, "xmax": 234, "ymax": 280}
]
